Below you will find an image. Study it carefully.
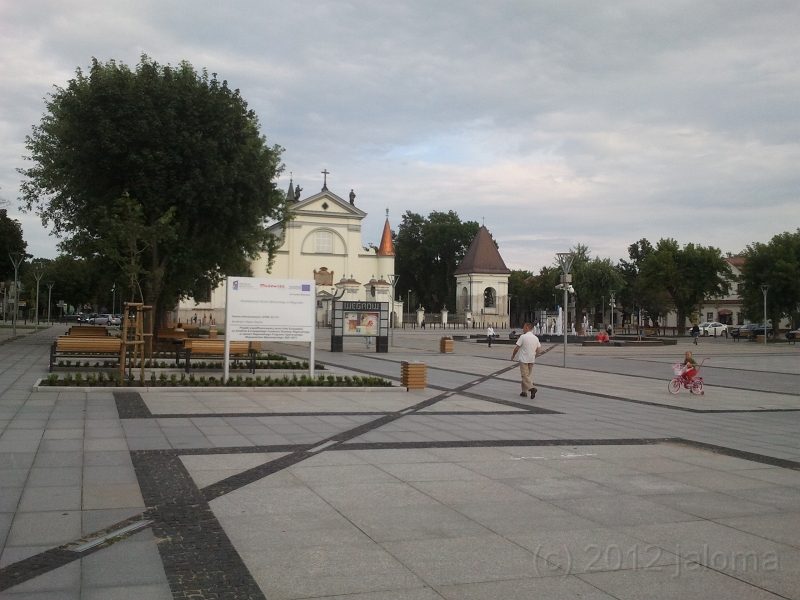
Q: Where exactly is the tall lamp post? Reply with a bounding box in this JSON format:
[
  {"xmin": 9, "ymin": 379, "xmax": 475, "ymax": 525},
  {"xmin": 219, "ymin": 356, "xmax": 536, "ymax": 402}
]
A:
[
  {"xmin": 406, "ymin": 290, "xmax": 411, "ymax": 325},
  {"xmin": 609, "ymin": 289, "xmax": 617, "ymax": 338},
  {"xmin": 46, "ymin": 281, "xmax": 54, "ymax": 325},
  {"xmin": 556, "ymin": 252, "xmax": 575, "ymax": 368},
  {"xmin": 9, "ymin": 253, "xmax": 23, "ymax": 338},
  {"xmin": 387, "ymin": 274, "xmax": 399, "ymax": 346},
  {"xmin": 33, "ymin": 271, "xmax": 43, "ymax": 331},
  {"xmin": 761, "ymin": 285, "xmax": 770, "ymax": 345}
]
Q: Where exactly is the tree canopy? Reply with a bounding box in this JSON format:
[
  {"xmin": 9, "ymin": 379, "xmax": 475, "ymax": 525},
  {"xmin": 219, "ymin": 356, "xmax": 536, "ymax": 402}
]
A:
[
  {"xmin": 0, "ymin": 209, "xmax": 28, "ymax": 282},
  {"xmin": 739, "ymin": 230, "xmax": 800, "ymax": 329},
  {"xmin": 19, "ymin": 56, "xmax": 287, "ymax": 318},
  {"xmin": 639, "ymin": 239, "xmax": 731, "ymax": 333},
  {"xmin": 394, "ymin": 210, "xmax": 479, "ymax": 312}
]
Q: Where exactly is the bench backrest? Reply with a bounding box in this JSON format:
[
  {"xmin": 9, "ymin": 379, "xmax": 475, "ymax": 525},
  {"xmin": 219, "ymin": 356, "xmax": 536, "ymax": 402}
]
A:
[
  {"xmin": 68, "ymin": 326, "xmax": 109, "ymax": 337},
  {"xmin": 57, "ymin": 336, "xmax": 121, "ymax": 352},
  {"xmin": 184, "ymin": 339, "xmax": 250, "ymax": 354},
  {"xmin": 157, "ymin": 328, "xmax": 188, "ymax": 339}
]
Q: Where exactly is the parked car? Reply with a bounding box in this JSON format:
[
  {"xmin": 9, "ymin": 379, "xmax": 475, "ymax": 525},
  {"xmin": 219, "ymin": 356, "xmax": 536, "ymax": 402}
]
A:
[
  {"xmin": 90, "ymin": 314, "xmax": 114, "ymax": 325},
  {"xmin": 77, "ymin": 313, "xmax": 96, "ymax": 324},
  {"xmin": 787, "ymin": 330, "xmax": 799, "ymax": 343},
  {"xmin": 733, "ymin": 323, "xmax": 773, "ymax": 339},
  {"xmin": 109, "ymin": 315, "xmax": 121, "ymax": 326},
  {"xmin": 698, "ymin": 321, "xmax": 728, "ymax": 336}
]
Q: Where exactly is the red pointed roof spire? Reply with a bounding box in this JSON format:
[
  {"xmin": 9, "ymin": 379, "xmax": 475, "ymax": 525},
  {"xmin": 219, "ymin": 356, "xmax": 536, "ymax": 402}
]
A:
[{"xmin": 377, "ymin": 209, "xmax": 395, "ymax": 256}]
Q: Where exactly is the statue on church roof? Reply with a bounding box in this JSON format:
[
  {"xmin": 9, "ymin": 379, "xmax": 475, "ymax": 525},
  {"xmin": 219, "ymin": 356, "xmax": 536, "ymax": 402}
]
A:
[
  {"xmin": 349, "ymin": 189, "xmax": 356, "ymax": 205},
  {"xmin": 294, "ymin": 185, "xmax": 302, "ymax": 201}
]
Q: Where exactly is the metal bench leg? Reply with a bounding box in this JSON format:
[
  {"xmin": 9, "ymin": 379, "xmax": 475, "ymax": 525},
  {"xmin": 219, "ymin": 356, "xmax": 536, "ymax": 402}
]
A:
[
  {"xmin": 185, "ymin": 348, "xmax": 191, "ymax": 374},
  {"xmin": 50, "ymin": 341, "xmax": 56, "ymax": 373}
]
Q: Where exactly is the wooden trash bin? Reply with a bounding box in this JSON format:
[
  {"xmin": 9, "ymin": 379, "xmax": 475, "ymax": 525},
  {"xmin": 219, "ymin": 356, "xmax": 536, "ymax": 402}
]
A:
[
  {"xmin": 439, "ymin": 337, "xmax": 454, "ymax": 353},
  {"xmin": 209, "ymin": 326, "xmax": 218, "ymax": 340},
  {"xmin": 401, "ymin": 361, "xmax": 427, "ymax": 389}
]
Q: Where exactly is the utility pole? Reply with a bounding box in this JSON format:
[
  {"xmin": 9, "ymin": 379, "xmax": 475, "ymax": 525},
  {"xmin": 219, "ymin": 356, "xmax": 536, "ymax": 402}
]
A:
[
  {"xmin": 609, "ymin": 290, "xmax": 617, "ymax": 339},
  {"xmin": 761, "ymin": 285, "xmax": 770, "ymax": 345},
  {"xmin": 33, "ymin": 271, "xmax": 43, "ymax": 331},
  {"xmin": 47, "ymin": 281, "xmax": 54, "ymax": 325},
  {"xmin": 9, "ymin": 253, "xmax": 23, "ymax": 338},
  {"xmin": 556, "ymin": 252, "xmax": 575, "ymax": 368},
  {"xmin": 387, "ymin": 274, "xmax": 399, "ymax": 346}
]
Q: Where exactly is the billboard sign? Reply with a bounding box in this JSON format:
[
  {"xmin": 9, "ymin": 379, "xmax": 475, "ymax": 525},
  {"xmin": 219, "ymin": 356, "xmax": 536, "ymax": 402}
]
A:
[{"xmin": 225, "ymin": 277, "xmax": 315, "ymax": 342}]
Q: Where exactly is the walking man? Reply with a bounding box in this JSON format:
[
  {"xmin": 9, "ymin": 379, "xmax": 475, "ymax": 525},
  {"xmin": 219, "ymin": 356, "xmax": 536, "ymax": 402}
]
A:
[
  {"xmin": 487, "ymin": 325, "xmax": 495, "ymax": 347},
  {"xmin": 511, "ymin": 322, "xmax": 541, "ymax": 398}
]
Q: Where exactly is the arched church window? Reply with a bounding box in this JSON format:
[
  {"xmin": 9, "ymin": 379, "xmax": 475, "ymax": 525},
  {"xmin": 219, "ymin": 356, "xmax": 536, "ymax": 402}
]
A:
[
  {"xmin": 484, "ymin": 288, "xmax": 495, "ymax": 308},
  {"xmin": 315, "ymin": 231, "xmax": 333, "ymax": 254},
  {"xmin": 460, "ymin": 287, "xmax": 469, "ymax": 310}
]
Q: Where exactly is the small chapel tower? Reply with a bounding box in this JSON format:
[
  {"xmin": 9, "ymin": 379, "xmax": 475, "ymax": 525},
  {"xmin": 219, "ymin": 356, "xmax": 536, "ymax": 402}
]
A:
[{"xmin": 454, "ymin": 226, "xmax": 511, "ymax": 324}]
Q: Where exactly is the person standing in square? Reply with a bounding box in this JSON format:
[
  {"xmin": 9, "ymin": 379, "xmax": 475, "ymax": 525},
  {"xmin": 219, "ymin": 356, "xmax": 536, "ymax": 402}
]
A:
[
  {"xmin": 511, "ymin": 322, "xmax": 541, "ymax": 398},
  {"xmin": 487, "ymin": 325, "xmax": 495, "ymax": 347}
]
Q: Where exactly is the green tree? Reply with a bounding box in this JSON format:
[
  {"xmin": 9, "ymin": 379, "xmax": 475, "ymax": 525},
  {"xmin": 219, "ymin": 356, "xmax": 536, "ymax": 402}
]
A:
[
  {"xmin": 640, "ymin": 239, "xmax": 732, "ymax": 334},
  {"xmin": 572, "ymin": 256, "xmax": 624, "ymax": 326},
  {"xmin": 739, "ymin": 230, "xmax": 800, "ymax": 330},
  {"xmin": 0, "ymin": 209, "xmax": 28, "ymax": 282},
  {"xmin": 19, "ymin": 56, "xmax": 287, "ymax": 322},
  {"xmin": 394, "ymin": 210, "xmax": 479, "ymax": 312},
  {"xmin": 618, "ymin": 239, "xmax": 670, "ymax": 327}
]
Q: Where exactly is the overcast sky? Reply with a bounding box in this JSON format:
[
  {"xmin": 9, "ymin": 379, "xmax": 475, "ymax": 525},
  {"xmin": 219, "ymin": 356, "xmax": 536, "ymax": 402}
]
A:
[{"xmin": 1, "ymin": 1, "xmax": 798, "ymax": 271}]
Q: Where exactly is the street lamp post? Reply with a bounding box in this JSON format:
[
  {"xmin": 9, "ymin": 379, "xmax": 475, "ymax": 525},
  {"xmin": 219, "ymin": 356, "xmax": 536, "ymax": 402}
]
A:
[
  {"xmin": 407, "ymin": 290, "xmax": 411, "ymax": 326},
  {"xmin": 112, "ymin": 283, "xmax": 116, "ymax": 319},
  {"xmin": 9, "ymin": 253, "xmax": 23, "ymax": 338},
  {"xmin": 556, "ymin": 252, "xmax": 575, "ymax": 368},
  {"xmin": 761, "ymin": 285, "xmax": 770, "ymax": 346},
  {"xmin": 33, "ymin": 271, "xmax": 43, "ymax": 331},
  {"xmin": 609, "ymin": 290, "xmax": 617, "ymax": 338},
  {"xmin": 47, "ymin": 281, "xmax": 54, "ymax": 325},
  {"xmin": 387, "ymin": 274, "xmax": 399, "ymax": 346}
]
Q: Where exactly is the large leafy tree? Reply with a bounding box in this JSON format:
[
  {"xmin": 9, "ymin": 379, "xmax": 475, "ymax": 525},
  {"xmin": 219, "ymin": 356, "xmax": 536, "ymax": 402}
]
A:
[
  {"xmin": 19, "ymin": 56, "xmax": 287, "ymax": 321},
  {"xmin": 739, "ymin": 230, "xmax": 800, "ymax": 330},
  {"xmin": 640, "ymin": 239, "xmax": 732, "ymax": 333},
  {"xmin": 570, "ymin": 248, "xmax": 624, "ymax": 326},
  {"xmin": 0, "ymin": 209, "xmax": 28, "ymax": 282},
  {"xmin": 618, "ymin": 239, "xmax": 670, "ymax": 327},
  {"xmin": 394, "ymin": 210, "xmax": 479, "ymax": 312}
]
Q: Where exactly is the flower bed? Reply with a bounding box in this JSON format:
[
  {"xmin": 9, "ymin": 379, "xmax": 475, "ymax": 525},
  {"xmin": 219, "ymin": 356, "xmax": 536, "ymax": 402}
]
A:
[
  {"xmin": 54, "ymin": 358, "xmax": 323, "ymax": 370},
  {"xmin": 41, "ymin": 372, "xmax": 391, "ymax": 388}
]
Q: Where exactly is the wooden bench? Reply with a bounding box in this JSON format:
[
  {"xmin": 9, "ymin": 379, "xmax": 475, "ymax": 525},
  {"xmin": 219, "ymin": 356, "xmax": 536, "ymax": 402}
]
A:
[
  {"xmin": 582, "ymin": 340, "xmax": 610, "ymax": 346},
  {"xmin": 181, "ymin": 339, "xmax": 255, "ymax": 372},
  {"xmin": 50, "ymin": 336, "xmax": 122, "ymax": 371},
  {"xmin": 157, "ymin": 328, "xmax": 188, "ymax": 341},
  {"xmin": 68, "ymin": 326, "xmax": 109, "ymax": 337}
]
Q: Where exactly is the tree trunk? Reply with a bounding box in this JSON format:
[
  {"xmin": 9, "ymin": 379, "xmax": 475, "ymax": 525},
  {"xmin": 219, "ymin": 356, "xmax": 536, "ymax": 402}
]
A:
[{"xmin": 676, "ymin": 307, "xmax": 687, "ymax": 335}]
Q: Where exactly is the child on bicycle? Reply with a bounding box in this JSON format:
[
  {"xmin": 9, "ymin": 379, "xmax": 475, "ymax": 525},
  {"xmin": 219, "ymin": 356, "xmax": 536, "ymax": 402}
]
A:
[{"xmin": 682, "ymin": 351, "xmax": 698, "ymax": 381}]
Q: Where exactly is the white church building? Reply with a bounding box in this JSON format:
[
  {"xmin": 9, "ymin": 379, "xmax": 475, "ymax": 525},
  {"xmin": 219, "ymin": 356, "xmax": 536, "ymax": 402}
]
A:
[{"xmin": 175, "ymin": 174, "xmax": 400, "ymax": 326}]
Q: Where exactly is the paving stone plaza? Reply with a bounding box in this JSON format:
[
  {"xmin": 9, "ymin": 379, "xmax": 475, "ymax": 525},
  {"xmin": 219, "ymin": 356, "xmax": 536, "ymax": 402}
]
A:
[{"xmin": 1, "ymin": 326, "xmax": 799, "ymax": 599}]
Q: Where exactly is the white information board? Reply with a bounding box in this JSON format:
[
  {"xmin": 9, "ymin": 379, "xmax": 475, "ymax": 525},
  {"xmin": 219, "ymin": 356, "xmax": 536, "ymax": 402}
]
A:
[
  {"xmin": 223, "ymin": 277, "xmax": 316, "ymax": 382},
  {"xmin": 225, "ymin": 277, "xmax": 315, "ymax": 341}
]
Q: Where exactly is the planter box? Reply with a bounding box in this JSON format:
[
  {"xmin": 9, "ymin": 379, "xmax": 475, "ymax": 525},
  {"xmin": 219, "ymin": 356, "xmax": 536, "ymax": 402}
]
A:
[{"xmin": 33, "ymin": 378, "xmax": 404, "ymax": 393}]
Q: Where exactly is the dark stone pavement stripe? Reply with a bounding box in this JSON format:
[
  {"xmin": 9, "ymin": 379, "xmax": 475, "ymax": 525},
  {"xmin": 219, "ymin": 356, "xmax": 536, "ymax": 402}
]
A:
[
  {"xmin": 130, "ymin": 450, "xmax": 266, "ymax": 599},
  {"xmin": 0, "ymin": 513, "xmax": 154, "ymax": 592},
  {"xmin": 113, "ymin": 391, "xmax": 154, "ymax": 418}
]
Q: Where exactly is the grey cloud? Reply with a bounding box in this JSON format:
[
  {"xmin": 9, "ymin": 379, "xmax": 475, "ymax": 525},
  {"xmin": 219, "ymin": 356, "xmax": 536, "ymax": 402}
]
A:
[{"xmin": 1, "ymin": 1, "xmax": 797, "ymax": 269}]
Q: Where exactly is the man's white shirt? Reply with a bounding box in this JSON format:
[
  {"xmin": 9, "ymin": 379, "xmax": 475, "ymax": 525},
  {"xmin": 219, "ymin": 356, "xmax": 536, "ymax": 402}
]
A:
[{"xmin": 515, "ymin": 331, "xmax": 541, "ymax": 363}]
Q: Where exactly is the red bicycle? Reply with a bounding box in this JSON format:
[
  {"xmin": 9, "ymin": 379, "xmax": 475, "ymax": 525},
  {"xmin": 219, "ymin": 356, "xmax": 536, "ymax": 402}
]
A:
[{"xmin": 668, "ymin": 358, "xmax": 707, "ymax": 395}]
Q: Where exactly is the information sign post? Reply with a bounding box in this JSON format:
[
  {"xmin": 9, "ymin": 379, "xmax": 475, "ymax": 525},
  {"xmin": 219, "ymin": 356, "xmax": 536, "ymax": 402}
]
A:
[
  {"xmin": 330, "ymin": 301, "xmax": 389, "ymax": 353},
  {"xmin": 223, "ymin": 277, "xmax": 316, "ymax": 383}
]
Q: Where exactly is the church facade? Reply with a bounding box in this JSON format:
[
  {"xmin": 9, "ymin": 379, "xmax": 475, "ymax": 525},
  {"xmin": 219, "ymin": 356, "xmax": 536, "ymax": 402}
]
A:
[{"xmin": 174, "ymin": 176, "xmax": 399, "ymax": 326}]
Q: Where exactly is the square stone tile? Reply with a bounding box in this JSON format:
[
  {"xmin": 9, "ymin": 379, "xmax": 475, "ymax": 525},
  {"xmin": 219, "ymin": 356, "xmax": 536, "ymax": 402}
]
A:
[
  {"xmin": 579, "ymin": 560, "xmax": 789, "ymax": 599},
  {"xmin": 0, "ymin": 559, "xmax": 80, "ymax": 594},
  {"xmin": 27, "ymin": 467, "xmax": 82, "ymax": 487},
  {"xmin": 661, "ymin": 469, "xmax": 779, "ymax": 492},
  {"xmin": 18, "ymin": 486, "xmax": 82, "ymax": 512},
  {"xmin": 728, "ymin": 486, "xmax": 800, "ymax": 510},
  {"xmin": 378, "ymin": 462, "xmax": 488, "ymax": 482},
  {"xmin": 436, "ymin": 574, "xmax": 617, "ymax": 599},
  {"xmin": 291, "ymin": 464, "xmax": 403, "ymax": 487},
  {"xmin": 408, "ymin": 479, "xmax": 533, "ymax": 506},
  {"xmin": 645, "ymin": 491, "xmax": 780, "ymax": 520},
  {"xmin": 7, "ymin": 510, "xmax": 81, "ymax": 546},
  {"xmin": 82, "ymin": 484, "xmax": 144, "ymax": 510},
  {"xmin": 550, "ymin": 495, "xmax": 700, "ymax": 527},
  {"xmin": 244, "ymin": 541, "xmax": 424, "ymax": 600},
  {"xmin": 81, "ymin": 531, "xmax": 169, "ymax": 587},
  {"xmin": 382, "ymin": 534, "xmax": 561, "ymax": 586}
]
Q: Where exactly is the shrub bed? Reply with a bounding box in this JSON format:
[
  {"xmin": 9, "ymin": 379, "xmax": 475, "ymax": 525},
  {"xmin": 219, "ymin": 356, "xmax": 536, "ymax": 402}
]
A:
[{"xmin": 42, "ymin": 372, "xmax": 391, "ymax": 388}]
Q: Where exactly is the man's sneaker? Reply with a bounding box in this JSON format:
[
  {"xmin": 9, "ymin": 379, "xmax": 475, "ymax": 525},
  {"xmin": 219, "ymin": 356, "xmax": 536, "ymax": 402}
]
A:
[
  {"xmin": 530, "ymin": 387, "xmax": 537, "ymax": 399},
  {"xmin": 519, "ymin": 392, "xmax": 527, "ymax": 397}
]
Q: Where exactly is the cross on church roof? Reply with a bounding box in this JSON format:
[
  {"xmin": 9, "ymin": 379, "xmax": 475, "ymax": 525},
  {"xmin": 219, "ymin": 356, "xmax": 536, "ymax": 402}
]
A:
[{"xmin": 321, "ymin": 169, "xmax": 329, "ymax": 191}]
